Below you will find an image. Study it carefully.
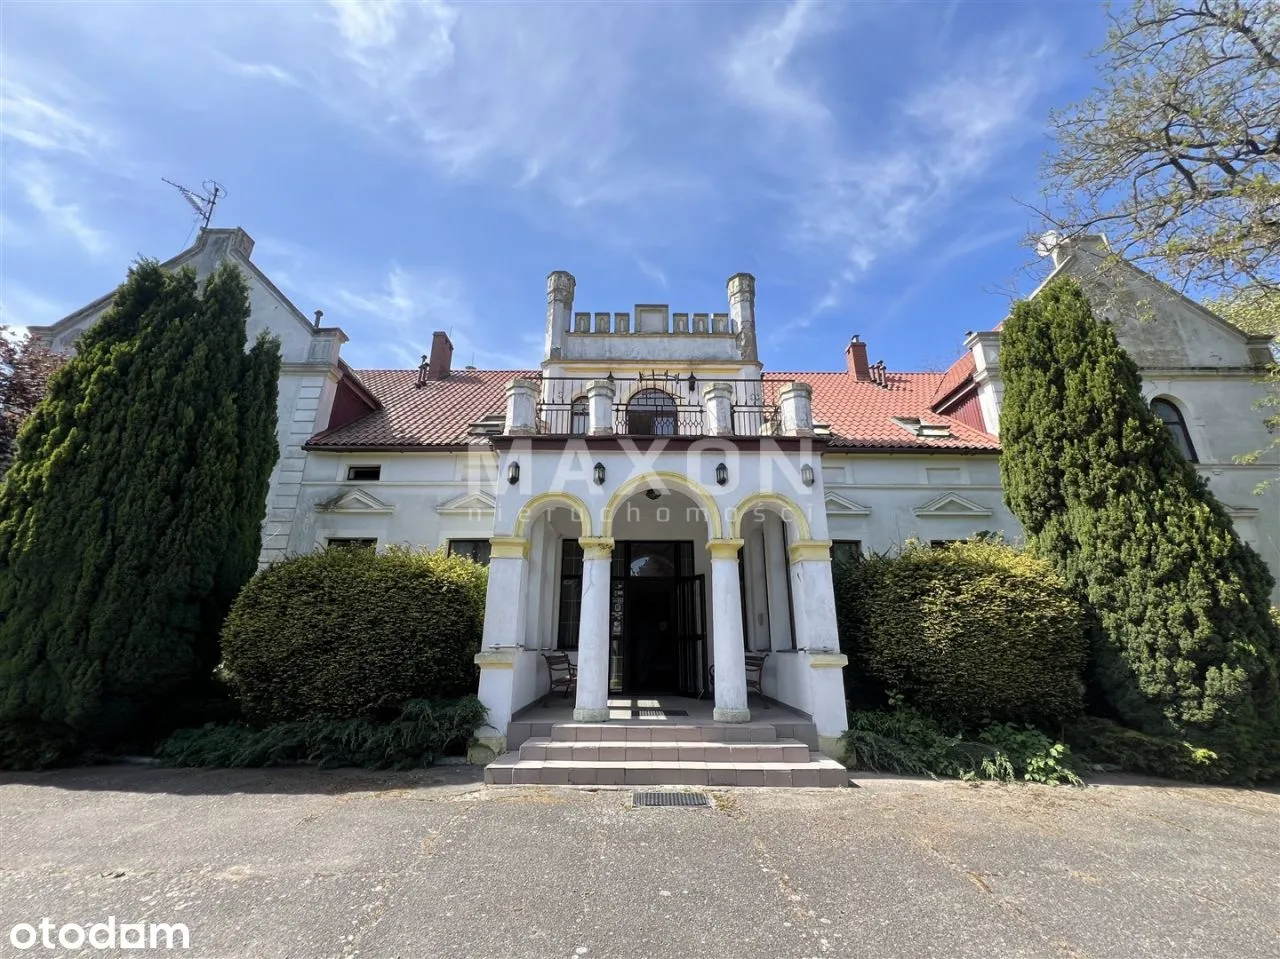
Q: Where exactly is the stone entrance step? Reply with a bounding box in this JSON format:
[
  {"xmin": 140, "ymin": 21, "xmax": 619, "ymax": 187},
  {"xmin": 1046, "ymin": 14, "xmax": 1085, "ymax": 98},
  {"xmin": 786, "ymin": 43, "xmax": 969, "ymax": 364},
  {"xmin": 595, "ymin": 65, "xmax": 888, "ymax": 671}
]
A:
[{"xmin": 485, "ymin": 721, "xmax": 848, "ymax": 788}]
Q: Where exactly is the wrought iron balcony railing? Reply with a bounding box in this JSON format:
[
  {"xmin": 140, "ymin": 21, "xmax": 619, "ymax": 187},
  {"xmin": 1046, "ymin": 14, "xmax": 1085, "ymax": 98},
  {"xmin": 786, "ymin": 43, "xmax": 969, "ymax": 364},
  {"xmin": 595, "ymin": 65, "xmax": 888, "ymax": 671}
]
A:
[{"xmin": 535, "ymin": 372, "xmax": 778, "ymax": 437}]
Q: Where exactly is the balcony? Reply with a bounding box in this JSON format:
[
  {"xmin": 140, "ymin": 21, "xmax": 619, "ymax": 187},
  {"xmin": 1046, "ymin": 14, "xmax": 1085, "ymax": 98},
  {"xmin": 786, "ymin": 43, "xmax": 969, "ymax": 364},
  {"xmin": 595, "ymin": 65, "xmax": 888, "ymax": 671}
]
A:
[{"xmin": 534, "ymin": 372, "xmax": 780, "ymax": 438}]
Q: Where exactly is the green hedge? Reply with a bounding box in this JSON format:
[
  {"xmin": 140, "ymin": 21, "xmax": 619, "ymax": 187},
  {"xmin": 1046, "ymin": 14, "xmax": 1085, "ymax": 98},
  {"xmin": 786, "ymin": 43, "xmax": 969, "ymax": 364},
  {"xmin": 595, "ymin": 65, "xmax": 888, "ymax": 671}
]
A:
[
  {"xmin": 835, "ymin": 540, "xmax": 1088, "ymax": 728},
  {"xmin": 220, "ymin": 547, "xmax": 487, "ymax": 723}
]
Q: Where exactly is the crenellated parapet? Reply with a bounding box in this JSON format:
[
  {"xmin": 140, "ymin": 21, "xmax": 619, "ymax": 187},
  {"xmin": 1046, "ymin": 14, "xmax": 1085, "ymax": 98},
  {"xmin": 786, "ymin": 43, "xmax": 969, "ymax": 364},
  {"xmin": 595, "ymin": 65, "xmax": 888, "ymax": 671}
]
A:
[{"xmin": 545, "ymin": 272, "xmax": 762, "ymax": 365}]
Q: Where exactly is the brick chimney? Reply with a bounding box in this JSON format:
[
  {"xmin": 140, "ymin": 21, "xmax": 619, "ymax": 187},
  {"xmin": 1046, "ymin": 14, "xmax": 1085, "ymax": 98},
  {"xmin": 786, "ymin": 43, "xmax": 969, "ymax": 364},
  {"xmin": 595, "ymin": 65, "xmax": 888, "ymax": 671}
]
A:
[
  {"xmin": 845, "ymin": 335, "xmax": 871, "ymax": 381},
  {"xmin": 427, "ymin": 331, "xmax": 453, "ymax": 381}
]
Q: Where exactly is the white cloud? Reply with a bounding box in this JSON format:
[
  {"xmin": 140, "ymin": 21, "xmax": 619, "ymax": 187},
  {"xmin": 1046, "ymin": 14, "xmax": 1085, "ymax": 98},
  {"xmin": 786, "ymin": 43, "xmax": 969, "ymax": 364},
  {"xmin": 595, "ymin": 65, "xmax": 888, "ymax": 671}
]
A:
[
  {"xmin": 721, "ymin": 0, "xmax": 833, "ymax": 127},
  {"xmin": 254, "ymin": 238, "xmax": 539, "ymax": 369},
  {"xmin": 723, "ymin": 7, "xmax": 1059, "ymax": 325},
  {"xmin": 219, "ymin": 59, "xmax": 301, "ymax": 87},
  {"xmin": 15, "ymin": 161, "xmax": 109, "ymax": 256},
  {"xmin": 0, "ymin": 79, "xmax": 111, "ymax": 157}
]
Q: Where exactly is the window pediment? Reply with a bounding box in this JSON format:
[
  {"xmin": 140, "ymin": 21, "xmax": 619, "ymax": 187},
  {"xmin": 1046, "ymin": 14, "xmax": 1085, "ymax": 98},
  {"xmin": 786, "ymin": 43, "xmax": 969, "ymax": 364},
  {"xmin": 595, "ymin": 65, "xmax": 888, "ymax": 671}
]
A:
[
  {"xmin": 316, "ymin": 488, "xmax": 394, "ymax": 514},
  {"xmin": 912, "ymin": 492, "xmax": 993, "ymax": 518}
]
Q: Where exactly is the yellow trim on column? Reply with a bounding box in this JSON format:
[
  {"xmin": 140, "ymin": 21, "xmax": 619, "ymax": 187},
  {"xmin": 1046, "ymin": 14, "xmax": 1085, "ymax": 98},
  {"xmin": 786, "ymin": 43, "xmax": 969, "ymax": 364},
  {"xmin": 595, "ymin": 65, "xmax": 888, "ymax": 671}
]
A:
[
  {"xmin": 475, "ymin": 650, "xmax": 517, "ymax": 669},
  {"xmin": 602, "ymin": 471, "xmax": 723, "ymax": 539},
  {"xmin": 788, "ymin": 539, "xmax": 834, "ymax": 565},
  {"xmin": 808, "ymin": 652, "xmax": 848, "ymax": 669},
  {"xmin": 489, "ymin": 536, "xmax": 530, "ymax": 559},
  {"xmin": 706, "ymin": 538, "xmax": 745, "ymax": 560},
  {"xmin": 513, "ymin": 491, "xmax": 593, "ymax": 538},
  {"xmin": 578, "ymin": 536, "xmax": 616, "ymax": 561},
  {"xmin": 731, "ymin": 491, "xmax": 812, "ymax": 540}
]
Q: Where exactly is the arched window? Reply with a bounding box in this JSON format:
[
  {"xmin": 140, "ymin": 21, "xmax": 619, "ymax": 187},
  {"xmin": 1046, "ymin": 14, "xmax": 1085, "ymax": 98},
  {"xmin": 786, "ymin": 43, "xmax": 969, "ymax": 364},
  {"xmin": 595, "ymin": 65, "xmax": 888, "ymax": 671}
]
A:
[
  {"xmin": 569, "ymin": 397, "xmax": 588, "ymax": 435},
  {"xmin": 626, "ymin": 389, "xmax": 677, "ymax": 435},
  {"xmin": 1152, "ymin": 398, "xmax": 1198, "ymax": 462}
]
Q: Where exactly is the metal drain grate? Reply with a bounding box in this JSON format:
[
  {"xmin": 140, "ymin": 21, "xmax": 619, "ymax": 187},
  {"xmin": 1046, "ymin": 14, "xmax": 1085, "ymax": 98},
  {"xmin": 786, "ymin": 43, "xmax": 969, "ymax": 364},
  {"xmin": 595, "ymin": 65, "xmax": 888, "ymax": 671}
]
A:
[
  {"xmin": 633, "ymin": 791, "xmax": 709, "ymax": 808},
  {"xmin": 632, "ymin": 708, "xmax": 690, "ymax": 718}
]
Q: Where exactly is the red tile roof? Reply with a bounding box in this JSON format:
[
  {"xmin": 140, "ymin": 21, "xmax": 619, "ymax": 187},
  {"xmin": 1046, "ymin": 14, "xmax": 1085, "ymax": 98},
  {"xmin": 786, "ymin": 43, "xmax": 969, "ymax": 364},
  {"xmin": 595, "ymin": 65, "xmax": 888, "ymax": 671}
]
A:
[
  {"xmin": 763, "ymin": 371, "xmax": 998, "ymax": 450},
  {"xmin": 306, "ymin": 367, "xmax": 999, "ymax": 451},
  {"xmin": 306, "ymin": 369, "xmax": 533, "ymax": 449},
  {"xmin": 929, "ymin": 353, "xmax": 976, "ymax": 408}
]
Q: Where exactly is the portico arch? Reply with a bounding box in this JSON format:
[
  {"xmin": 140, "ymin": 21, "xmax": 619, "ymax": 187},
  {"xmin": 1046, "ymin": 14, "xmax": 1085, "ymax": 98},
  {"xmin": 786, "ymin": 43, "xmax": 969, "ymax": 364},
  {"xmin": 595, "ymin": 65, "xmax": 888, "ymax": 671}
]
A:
[
  {"xmin": 513, "ymin": 491, "xmax": 593, "ymax": 539},
  {"xmin": 730, "ymin": 491, "xmax": 811, "ymax": 542},
  {"xmin": 602, "ymin": 471, "xmax": 723, "ymax": 539}
]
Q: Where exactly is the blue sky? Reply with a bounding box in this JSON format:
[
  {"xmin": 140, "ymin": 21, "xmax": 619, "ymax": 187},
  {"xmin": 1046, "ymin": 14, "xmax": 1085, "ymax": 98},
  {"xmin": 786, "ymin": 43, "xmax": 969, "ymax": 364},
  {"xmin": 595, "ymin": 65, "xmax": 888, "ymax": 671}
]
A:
[{"xmin": 1, "ymin": 0, "xmax": 1107, "ymax": 373}]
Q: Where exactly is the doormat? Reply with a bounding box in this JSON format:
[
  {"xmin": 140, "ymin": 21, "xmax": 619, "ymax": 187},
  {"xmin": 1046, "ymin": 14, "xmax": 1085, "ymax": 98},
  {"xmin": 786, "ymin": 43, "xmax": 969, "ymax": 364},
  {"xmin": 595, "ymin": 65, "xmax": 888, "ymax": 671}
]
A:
[
  {"xmin": 633, "ymin": 791, "xmax": 709, "ymax": 808},
  {"xmin": 632, "ymin": 708, "xmax": 689, "ymax": 718}
]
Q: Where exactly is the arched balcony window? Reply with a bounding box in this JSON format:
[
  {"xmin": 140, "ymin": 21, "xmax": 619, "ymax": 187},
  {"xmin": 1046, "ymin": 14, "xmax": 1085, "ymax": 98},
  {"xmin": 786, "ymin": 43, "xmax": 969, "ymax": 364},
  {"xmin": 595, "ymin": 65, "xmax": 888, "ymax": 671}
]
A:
[
  {"xmin": 569, "ymin": 397, "xmax": 588, "ymax": 436},
  {"xmin": 626, "ymin": 389, "xmax": 678, "ymax": 436},
  {"xmin": 1152, "ymin": 398, "xmax": 1198, "ymax": 462}
]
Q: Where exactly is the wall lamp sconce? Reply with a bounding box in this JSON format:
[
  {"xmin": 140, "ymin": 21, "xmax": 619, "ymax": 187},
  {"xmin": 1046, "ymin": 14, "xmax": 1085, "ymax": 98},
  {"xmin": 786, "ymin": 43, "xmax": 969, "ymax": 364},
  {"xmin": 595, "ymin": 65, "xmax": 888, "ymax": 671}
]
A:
[
  {"xmin": 593, "ymin": 462, "xmax": 606, "ymax": 485},
  {"xmin": 507, "ymin": 462, "xmax": 520, "ymax": 485},
  {"xmin": 801, "ymin": 464, "xmax": 815, "ymax": 487},
  {"xmin": 715, "ymin": 462, "xmax": 729, "ymax": 486}
]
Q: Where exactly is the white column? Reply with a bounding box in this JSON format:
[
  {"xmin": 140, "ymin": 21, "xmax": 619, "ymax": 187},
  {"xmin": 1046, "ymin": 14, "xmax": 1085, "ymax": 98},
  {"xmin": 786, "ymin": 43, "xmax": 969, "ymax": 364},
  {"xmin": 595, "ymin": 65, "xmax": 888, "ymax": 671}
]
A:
[
  {"xmin": 482, "ymin": 537, "xmax": 529, "ymax": 649},
  {"xmin": 787, "ymin": 540, "xmax": 840, "ymax": 651},
  {"xmin": 708, "ymin": 538, "xmax": 750, "ymax": 723},
  {"xmin": 586, "ymin": 378, "xmax": 616, "ymax": 436},
  {"xmin": 787, "ymin": 538, "xmax": 848, "ymax": 758},
  {"xmin": 573, "ymin": 537, "xmax": 614, "ymax": 722},
  {"xmin": 778, "ymin": 382, "xmax": 815, "ymax": 437},
  {"xmin": 504, "ymin": 379, "xmax": 539, "ymax": 435},
  {"xmin": 474, "ymin": 535, "xmax": 530, "ymax": 758},
  {"xmin": 701, "ymin": 382, "xmax": 734, "ymax": 436}
]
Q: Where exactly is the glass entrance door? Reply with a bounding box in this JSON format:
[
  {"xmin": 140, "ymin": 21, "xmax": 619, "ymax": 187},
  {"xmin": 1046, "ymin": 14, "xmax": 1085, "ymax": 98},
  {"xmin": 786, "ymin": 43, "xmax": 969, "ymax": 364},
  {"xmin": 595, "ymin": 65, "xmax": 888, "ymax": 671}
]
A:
[{"xmin": 606, "ymin": 541, "xmax": 705, "ymax": 695}]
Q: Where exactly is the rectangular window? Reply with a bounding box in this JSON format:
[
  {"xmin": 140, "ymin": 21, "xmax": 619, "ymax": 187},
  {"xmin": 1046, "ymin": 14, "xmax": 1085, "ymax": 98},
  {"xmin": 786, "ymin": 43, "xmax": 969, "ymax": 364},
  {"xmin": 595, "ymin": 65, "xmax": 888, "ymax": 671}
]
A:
[
  {"xmin": 557, "ymin": 539, "xmax": 584, "ymax": 650},
  {"xmin": 448, "ymin": 539, "xmax": 492, "ymax": 565},
  {"xmin": 831, "ymin": 540, "xmax": 863, "ymax": 565},
  {"xmin": 327, "ymin": 537, "xmax": 377, "ymax": 551},
  {"xmin": 346, "ymin": 465, "xmax": 382, "ymax": 481}
]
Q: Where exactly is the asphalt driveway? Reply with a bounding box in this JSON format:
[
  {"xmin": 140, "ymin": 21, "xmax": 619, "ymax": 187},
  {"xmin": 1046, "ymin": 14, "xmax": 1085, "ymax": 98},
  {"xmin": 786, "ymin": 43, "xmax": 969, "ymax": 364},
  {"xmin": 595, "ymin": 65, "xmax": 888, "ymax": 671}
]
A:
[{"xmin": 1, "ymin": 766, "xmax": 1276, "ymax": 958}]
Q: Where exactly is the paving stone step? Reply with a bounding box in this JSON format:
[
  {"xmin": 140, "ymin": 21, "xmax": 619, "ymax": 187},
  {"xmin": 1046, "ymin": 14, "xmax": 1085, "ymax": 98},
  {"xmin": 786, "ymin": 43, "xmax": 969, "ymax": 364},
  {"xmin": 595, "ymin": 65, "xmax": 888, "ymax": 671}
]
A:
[
  {"xmin": 518, "ymin": 737, "xmax": 812, "ymax": 764},
  {"xmin": 505, "ymin": 719, "xmax": 819, "ymax": 750},
  {"xmin": 484, "ymin": 753, "xmax": 848, "ymax": 788},
  {"xmin": 548, "ymin": 723, "xmax": 779, "ymax": 743}
]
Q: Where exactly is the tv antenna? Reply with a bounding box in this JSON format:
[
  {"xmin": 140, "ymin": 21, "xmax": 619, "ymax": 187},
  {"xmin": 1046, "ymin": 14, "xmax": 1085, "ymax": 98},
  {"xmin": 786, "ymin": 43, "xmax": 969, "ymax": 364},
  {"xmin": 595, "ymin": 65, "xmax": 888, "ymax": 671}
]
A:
[{"xmin": 162, "ymin": 178, "xmax": 225, "ymax": 230}]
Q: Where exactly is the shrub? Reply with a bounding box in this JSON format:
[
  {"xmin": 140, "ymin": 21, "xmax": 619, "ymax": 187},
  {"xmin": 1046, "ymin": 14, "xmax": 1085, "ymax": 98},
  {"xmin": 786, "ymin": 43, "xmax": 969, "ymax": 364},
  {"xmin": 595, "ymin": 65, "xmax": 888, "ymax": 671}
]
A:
[
  {"xmin": 1070, "ymin": 717, "xmax": 1225, "ymax": 783},
  {"xmin": 157, "ymin": 697, "xmax": 486, "ymax": 770},
  {"xmin": 221, "ymin": 547, "xmax": 487, "ymax": 723},
  {"xmin": 842, "ymin": 708, "xmax": 1082, "ymax": 786},
  {"xmin": 1000, "ymin": 275, "xmax": 1280, "ymax": 784},
  {"xmin": 0, "ymin": 262, "xmax": 279, "ymax": 765},
  {"xmin": 835, "ymin": 540, "xmax": 1088, "ymax": 728}
]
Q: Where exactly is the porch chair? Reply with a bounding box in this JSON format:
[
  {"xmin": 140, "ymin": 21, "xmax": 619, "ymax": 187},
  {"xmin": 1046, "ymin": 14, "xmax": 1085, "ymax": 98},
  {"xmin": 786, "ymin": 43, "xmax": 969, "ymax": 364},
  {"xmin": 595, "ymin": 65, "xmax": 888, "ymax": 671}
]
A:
[
  {"xmin": 542, "ymin": 651, "xmax": 576, "ymax": 701},
  {"xmin": 703, "ymin": 651, "xmax": 770, "ymax": 707}
]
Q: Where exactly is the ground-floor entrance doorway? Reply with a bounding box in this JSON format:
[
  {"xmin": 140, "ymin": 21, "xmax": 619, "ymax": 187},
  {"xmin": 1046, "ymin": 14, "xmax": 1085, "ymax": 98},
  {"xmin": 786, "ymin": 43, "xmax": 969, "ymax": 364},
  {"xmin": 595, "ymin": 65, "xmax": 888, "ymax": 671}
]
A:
[{"xmin": 606, "ymin": 541, "xmax": 707, "ymax": 697}]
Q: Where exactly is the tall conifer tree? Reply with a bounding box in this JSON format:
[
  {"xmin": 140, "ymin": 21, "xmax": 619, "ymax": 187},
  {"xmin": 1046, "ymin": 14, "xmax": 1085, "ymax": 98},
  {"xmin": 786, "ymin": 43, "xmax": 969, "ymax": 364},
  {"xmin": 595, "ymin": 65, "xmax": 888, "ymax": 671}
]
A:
[
  {"xmin": 1000, "ymin": 276, "xmax": 1280, "ymax": 782},
  {"xmin": 0, "ymin": 261, "xmax": 280, "ymax": 763}
]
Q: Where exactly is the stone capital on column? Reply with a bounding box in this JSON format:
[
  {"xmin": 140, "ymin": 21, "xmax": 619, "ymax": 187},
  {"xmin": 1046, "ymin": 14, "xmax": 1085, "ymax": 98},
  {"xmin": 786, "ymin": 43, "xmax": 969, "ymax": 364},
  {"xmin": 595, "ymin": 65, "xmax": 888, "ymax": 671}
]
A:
[
  {"xmin": 706, "ymin": 538, "xmax": 745, "ymax": 561},
  {"xmin": 578, "ymin": 536, "xmax": 615, "ymax": 561},
  {"xmin": 787, "ymin": 539, "xmax": 833, "ymax": 565},
  {"xmin": 489, "ymin": 535, "xmax": 530, "ymax": 560}
]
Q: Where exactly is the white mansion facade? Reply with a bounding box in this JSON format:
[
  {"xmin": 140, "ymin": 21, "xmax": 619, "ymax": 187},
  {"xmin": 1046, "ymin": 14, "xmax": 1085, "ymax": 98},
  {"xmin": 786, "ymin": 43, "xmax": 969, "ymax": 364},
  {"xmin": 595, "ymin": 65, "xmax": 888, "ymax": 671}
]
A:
[{"xmin": 33, "ymin": 228, "xmax": 1280, "ymax": 758}]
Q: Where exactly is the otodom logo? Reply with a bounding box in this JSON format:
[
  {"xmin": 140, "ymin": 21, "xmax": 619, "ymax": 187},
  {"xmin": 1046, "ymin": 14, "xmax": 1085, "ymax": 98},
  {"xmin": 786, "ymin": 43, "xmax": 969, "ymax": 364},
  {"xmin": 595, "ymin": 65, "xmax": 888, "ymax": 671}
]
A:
[{"xmin": 8, "ymin": 917, "xmax": 190, "ymax": 951}]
